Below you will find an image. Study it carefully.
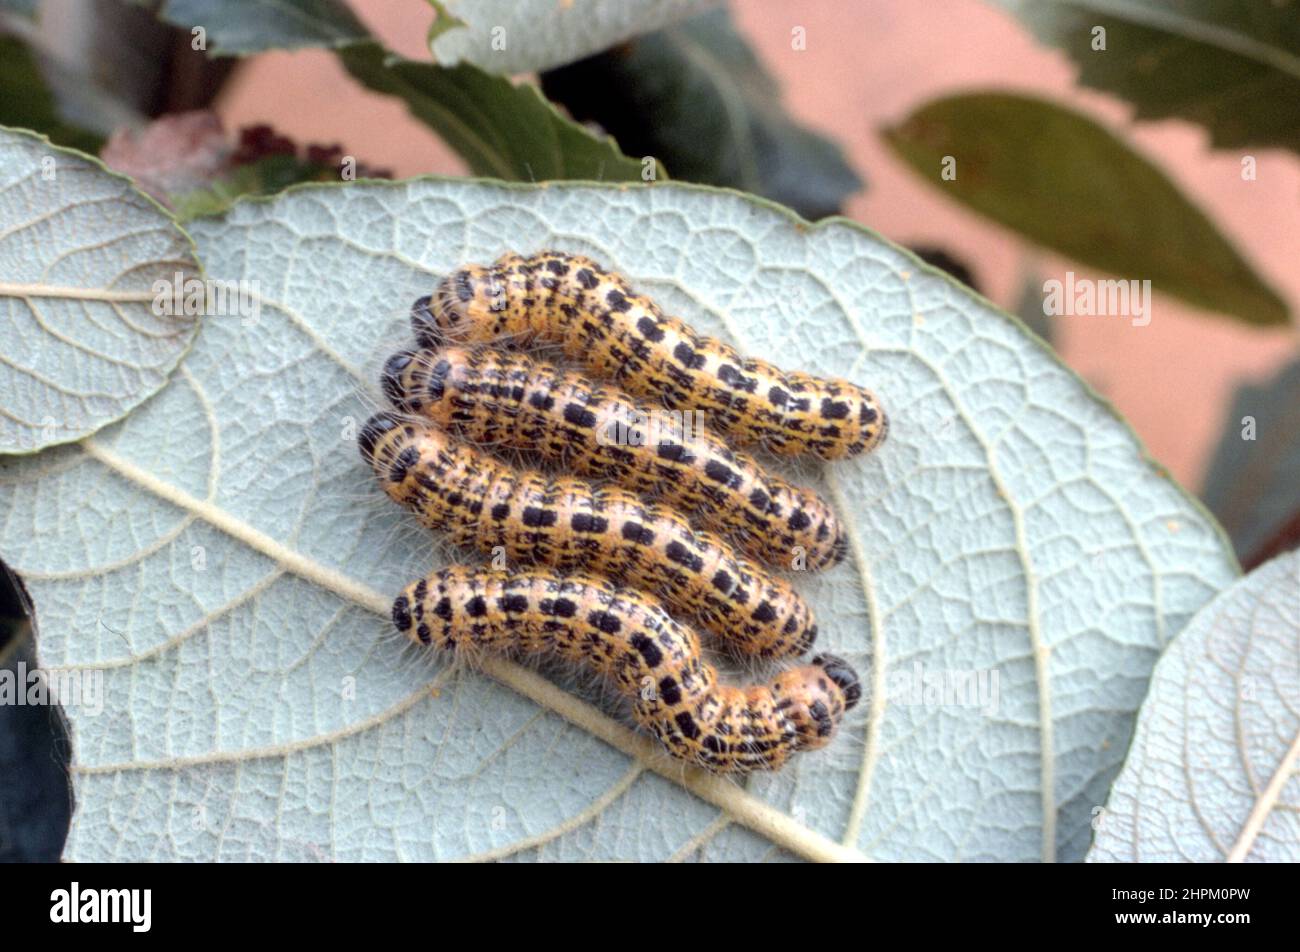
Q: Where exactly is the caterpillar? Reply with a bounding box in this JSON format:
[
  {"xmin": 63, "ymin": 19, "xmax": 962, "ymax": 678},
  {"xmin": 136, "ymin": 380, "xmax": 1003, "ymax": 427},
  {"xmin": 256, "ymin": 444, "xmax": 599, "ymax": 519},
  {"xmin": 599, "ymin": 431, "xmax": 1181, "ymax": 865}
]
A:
[
  {"xmin": 393, "ymin": 565, "xmax": 860, "ymax": 773},
  {"xmin": 359, "ymin": 412, "xmax": 817, "ymax": 659},
  {"xmin": 382, "ymin": 345, "xmax": 847, "ymax": 571},
  {"xmin": 411, "ymin": 251, "xmax": 889, "ymax": 460}
]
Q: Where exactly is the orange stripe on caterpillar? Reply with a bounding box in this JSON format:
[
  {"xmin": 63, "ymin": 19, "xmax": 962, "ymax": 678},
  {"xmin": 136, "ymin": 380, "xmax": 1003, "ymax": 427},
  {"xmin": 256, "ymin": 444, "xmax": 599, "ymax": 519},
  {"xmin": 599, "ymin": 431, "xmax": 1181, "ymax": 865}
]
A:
[
  {"xmin": 393, "ymin": 565, "xmax": 860, "ymax": 773},
  {"xmin": 359, "ymin": 413, "xmax": 817, "ymax": 659},
  {"xmin": 411, "ymin": 251, "xmax": 888, "ymax": 460},
  {"xmin": 382, "ymin": 345, "xmax": 847, "ymax": 571}
]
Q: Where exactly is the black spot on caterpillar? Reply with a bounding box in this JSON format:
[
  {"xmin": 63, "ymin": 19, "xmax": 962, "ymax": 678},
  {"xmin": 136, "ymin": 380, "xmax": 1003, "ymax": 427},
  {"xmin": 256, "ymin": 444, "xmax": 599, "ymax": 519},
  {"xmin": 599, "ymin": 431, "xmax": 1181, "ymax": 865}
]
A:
[
  {"xmin": 411, "ymin": 251, "xmax": 889, "ymax": 460},
  {"xmin": 382, "ymin": 345, "xmax": 847, "ymax": 571},
  {"xmin": 359, "ymin": 412, "xmax": 817, "ymax": 659},
  {"xmin": 394, "ymin": 565, "xmax": 861, "ymax": 773}
]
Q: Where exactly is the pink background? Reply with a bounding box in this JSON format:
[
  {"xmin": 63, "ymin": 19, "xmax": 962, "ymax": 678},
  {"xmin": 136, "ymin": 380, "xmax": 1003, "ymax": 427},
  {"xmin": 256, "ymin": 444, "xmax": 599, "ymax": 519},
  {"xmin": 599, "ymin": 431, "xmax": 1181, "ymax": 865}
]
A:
[{"xmin": 216, "ymin": 0, "xmax": 1299, "ymax": 491}]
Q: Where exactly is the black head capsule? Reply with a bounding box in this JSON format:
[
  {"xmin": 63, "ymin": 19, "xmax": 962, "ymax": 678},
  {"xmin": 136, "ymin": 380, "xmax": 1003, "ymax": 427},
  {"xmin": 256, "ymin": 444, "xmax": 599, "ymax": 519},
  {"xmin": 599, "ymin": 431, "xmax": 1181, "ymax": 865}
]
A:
[
  {"xmin": 358, "ymin": 412, "xmax": 400, "ymax": 463},
  {"xmin": 382, "ymin": 350, "xmax": 416, "ymax": 408},
  {"xmin": 391, "ymin": 592, "xmax": 413, "ymax": 636},
  {"xmin": 813, "ymin": 653, "xmax": 862, "ymax": 710},
  {"xmin": 410, "ymin": 294, "xmax": 441, "ymax": 347}
]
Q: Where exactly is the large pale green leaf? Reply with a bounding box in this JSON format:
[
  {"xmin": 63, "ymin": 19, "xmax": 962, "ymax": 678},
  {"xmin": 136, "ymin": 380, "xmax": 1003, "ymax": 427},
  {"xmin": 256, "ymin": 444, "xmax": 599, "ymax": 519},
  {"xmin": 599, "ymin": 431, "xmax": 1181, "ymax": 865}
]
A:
[
  {"xmin": 340, "ymin": 42, "xmax": 649, "ymax": 182},
  {"xmin": 995, "ymin": 0, "xmax": 1300, "ymax": 155},
  {"xmin": 0, "ymin": 127, "xmax": 200, "ymax": 454},
  {"xmin": 883, "ymin": 92, "xmax": 1289, "ymax": 327},
  {"xmin": 429, "ymin": 0, "xmax": 719, "ymax": 74},
  {"xmin": 1088, "ymin": 551, "xmax": 1299, "ymax": 862},
  {"xmin": 0, "ymin": 179, "xmax": 1237, "ymax": 862}
]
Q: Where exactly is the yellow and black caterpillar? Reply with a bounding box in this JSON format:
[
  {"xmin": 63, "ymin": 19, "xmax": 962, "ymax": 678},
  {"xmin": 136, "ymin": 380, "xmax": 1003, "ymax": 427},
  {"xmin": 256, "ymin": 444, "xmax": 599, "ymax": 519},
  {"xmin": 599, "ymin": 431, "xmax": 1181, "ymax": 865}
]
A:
[
  {"xmin": 360, "ymin": 413, "xmax": 817, "ymax": 659},
  {"xmin": 382, "ymin": 345, "xmax": 847, "ymax": 571},
  {"xmin": 412, "ymin": 251, "xmax": 889, "ymax": 460},
  {"xmin": 394, "ymin": 565, "xmax": 860, "ymax": 773}
]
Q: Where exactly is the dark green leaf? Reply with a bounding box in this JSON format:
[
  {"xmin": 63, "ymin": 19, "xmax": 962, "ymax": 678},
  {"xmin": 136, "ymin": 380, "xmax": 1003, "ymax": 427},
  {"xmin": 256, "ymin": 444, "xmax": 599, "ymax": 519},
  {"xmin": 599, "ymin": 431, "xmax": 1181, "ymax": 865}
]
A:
[
  {"xmin": 540, "ymin": 7, "xmax": 861, "ymax": 219},
  {"xmin": 171, "ymin": 155, "xmax": 329, "ymax": 221},
  {"xmin": 908, "ymin": 246, "xmax": 981, "ymax": 295},
  {"xmin": 1201, "ymin": 357, "xmax": 1300, "ymax": 569},
  {"xmin": 340, "ymin": 42, "xmax": 650, "ymax": 182},
  {"xmin": 139, "ymin": 0, "xmax": 369, "ymax": 55},
  {"xmin": 996, "ymin": 0, "xmax": 1300, "ymax": 155},
  {"xmin": 0, "ymin": 36, "xmax": 104, "ymax": 154},
  {"xmin": 883, "ymin": 92, "xmax": 1288, "ymax": 326}
]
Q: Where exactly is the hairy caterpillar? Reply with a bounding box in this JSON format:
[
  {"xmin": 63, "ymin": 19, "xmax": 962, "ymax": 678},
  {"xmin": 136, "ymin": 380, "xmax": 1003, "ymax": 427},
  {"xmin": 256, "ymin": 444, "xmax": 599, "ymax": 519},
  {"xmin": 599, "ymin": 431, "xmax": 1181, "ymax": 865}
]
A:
[
  {"xmin": 411, "ymin": 251, "xmax": 889, "ymax": 460},
  {"xmin": 359, "ymin": 413, "xmax": 817, "ymax": 659},
  {"xmin": 394, "ymin": 565, "xmax": 860, "ymax": 773},
  {"xmin": 382, "ymin": 345, "xmax": 847, "ymax": 571}
]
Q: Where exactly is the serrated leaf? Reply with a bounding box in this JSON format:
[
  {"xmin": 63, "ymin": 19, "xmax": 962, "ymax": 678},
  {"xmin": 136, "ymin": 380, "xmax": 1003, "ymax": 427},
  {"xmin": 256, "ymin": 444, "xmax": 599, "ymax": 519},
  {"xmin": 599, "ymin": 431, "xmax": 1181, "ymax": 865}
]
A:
[
  {"xmin": 1201, "ymin": 357, "xmax": 1300, "ymax": 569},
  {"xmin": 540, "ymin": 7, "xmax": 862, "ymax": 220},
  {"xmin": 883, "ymin": 92, "xmax": 1289, "ymax": 327},
  {"xmin": 429, "ymin": 0, "xmax": 719, "ymax": 74},
  {"xmin": 0, "ymin": 127, "xmax": 200, "ymax": 454},
  {"xmin": 1088, "ymin": 551, "xmax": 1299, "ymax": 862},
  {"xmin": 135, "ymin": 0, "xmax": 369, "ymax": 56},
  {"xmin": 340, "ymin": 42, "xmax": 649, "ymax": 182},
  {"xmin": 994, "ymin": 0, "xmax": 1300, "ymax": 155},
  {"xmin": 0, "ymin": 179, "xmax": 1237, "ymax": 862}
]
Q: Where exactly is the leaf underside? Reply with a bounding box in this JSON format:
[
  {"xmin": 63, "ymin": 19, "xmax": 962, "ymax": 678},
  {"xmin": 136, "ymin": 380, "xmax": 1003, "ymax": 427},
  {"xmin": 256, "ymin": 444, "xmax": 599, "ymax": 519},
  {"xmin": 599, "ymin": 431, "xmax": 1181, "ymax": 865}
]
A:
[
  {"xmin": 1088, "ymin": 551, "xmax": 1299, "ymax": 862},
  {"xmin": 0, "ymin": 179, "xmax": 1237, "ymax": 862},
  {"xmin": 0, "ymin": 128, "xmax": 200, "ymax": 455}
]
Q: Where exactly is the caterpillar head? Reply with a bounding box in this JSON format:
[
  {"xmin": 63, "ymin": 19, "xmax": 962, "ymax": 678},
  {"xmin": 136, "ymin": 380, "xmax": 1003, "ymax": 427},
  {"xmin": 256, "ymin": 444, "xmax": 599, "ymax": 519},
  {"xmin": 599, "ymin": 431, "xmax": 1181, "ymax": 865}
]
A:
[
  {"xmin": 381, "ymin": 350, "xmax": 416, "ymax": 408},
  {"xmin": 778, "ymin": 653, "xmax": 861, "ymax": 751},
  {"xmin": 413, "ymin": 266, "xmax": 504, "ymax": 347},
  {"xmin": 357, "ymin": 410, "xmax": 403, "ymax": 466},
  {"xmin": 382, "ymin": 347, "xmax": 469, "ymax": 424},
  {"xmin": 357, "ymin": 412, "xmax": 445, "ymax": 497}
]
